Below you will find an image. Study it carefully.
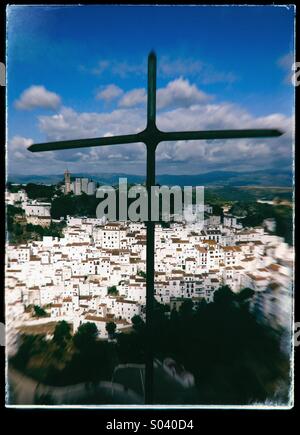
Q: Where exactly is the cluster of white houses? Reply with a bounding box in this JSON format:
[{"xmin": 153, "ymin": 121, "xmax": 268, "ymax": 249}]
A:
[
  {"xmin": 5, "ymin": 190, "xmax": 293, "ymax": 355},
  {"xmin": 6, "ymin": 189, "xmax": 52, "ymax": 227}
]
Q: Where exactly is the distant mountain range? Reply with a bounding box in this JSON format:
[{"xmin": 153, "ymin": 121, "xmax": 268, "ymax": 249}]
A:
[{"xmin": 7, "ymin": 169, "xmax": 293, "ymax": 187}]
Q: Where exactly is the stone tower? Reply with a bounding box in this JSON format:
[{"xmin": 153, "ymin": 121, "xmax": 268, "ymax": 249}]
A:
[{"xmin": 64, "ymin": 169, "xmax": 71, "ymax": 195}]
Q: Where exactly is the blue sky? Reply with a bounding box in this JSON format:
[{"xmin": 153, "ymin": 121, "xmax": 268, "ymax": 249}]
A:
[{"xmin": 6, "ymin": 5, "xmax": 295, "ymax": 176}]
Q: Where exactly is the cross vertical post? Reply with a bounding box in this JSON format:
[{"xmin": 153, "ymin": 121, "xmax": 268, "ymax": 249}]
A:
[
  {"xmin": 144, "ymin": 51, "xmax": 157, "ymax": 404},
  {"xmin": 145, "ymin": 148, "xmax": 155, "ymax": 404},
  {"xmin": 27, "ymin": 51, "xmax": 283, "ymax": 406}
]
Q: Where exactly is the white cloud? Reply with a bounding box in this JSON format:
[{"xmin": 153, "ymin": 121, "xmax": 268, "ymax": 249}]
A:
[
  {"xmin": 89, "ymin": 59, "xmax": 145, "ymax": 78},
  {"xmin": 157, "ymin": 77, "xmax": 211, "ymax": 109},
  {"xmin": 38, "ymin": 106, "xmax": 147, "ymax": 141},
  {"xmin": 9, "ymin": 77, "xmax": 293, "ymax": 175},
  {"xmin": 156, "ymin": 106, "xmax": 292, "ymax": 172},
  {"xmin": 91, "ymin": 60, "xmax": 110, "ymax": 75},
  {"xmin": 31, "ymin": 97, "xmax": 293, "ymax": 176},
  {"xmin": 277, "ymin": 52, "xmax": 295, "ymax": 85},
  {"xmin": 159, "ymin": 57, "xmax": 204, "ymax": 77},
  {"xmin": 119, "ymin": 89, "xmax": 146, "ymax": 108},
  {"xmin": 96, "ymin": 84, "xmax": 123, "ymax": 102},
  {"xmin": 13, "ymin": 151, "xmax": 26, "ymax": 160},
  {"xmin": 14, "ymin": 85, "xmax": 61, "ymax": 110},
  {"xmin": 84, "ymin": 55, "xmax": 237, "ymax": 84},
  {"xmin": 9, "ymin": 135, "xmax": 34, "ymax": 150},
  {"xmin": 159, "ymin": 56, "xmax": 237, "ymax": 84},
  {"xmin": 8, "ymin": 135, "xmax": 57, "ymax": 165},
  {"xmin": 278, "ymin": 52, "xmax": 294, "ymax": 69},
  {"xmin": 117, "ymin": 78, "xmax": 211, "ymax": 109}
]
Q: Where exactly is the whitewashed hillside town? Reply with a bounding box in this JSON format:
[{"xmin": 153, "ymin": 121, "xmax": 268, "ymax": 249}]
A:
[{"xmin": 6, "ymin": 185, "xmax": 293, "ymax": 356}]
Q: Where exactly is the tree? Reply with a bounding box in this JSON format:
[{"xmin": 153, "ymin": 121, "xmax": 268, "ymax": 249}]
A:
[
  {"xmin": 236, "ymin": 287, "xmax": 255, "ymax": 304},
  {"xmin": 179, "ymin": 299, "xmax": 194, "ymax": 319},
  {"xmin": 11, "ymin": 334, "xmax": 47, "ymax": 369},
  {"xmin": 53, "ymin": 320, "xmax": 71, "ymax": 348},
  {"xmin": 137, "ymin": 270, "xmax": 146, "ymax": 279},
  {"xmin": 51, "ymin": 193, "xmax": 100, "ymax": 219},
  {"xmin": 24, "ymin": 183, "xmax": 56, "ymax": 200},
  {"xmin": 73, "ymin": 322, "xmax": 98, "ymax": 350},
  {"xmin": 51, "ymin": 195, "xmax": 76, "ymax": 219},
  {"xmin": 213, "ymin": 285, "xmax": 235, "ymax": 305},
  {"xmin": 7, "ymin": 204, "xmax": 25, "ymax": 217},
  {"xmin": 170, "ymin": 307, "xmax": 179, "ymax": 323},
  {"xmin": 131, "ymin": 315, "xmax": 145, "ymax": 333},
  {"xmin": 106, "ymin": 322, "xmax": 117, "ymax": 339},
  {"xmin": 33, "ymin": 305, "xmax": 47, "ymax": 317},
  {"xmin": 107, "ymin": 285, "xmax": 118, "ymax": 296}
]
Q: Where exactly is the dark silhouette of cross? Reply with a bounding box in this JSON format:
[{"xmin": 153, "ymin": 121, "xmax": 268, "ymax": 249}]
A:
[{"xmin": 28, "ymin": 51, "xmax": 283, "ymax": 404}]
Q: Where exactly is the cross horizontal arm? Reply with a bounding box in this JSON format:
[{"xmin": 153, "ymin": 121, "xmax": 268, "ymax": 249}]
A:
[
  {"xmin": 28, "ymin": 132, "xmax": 144, "ymax": 152},
  {"xmin": 160, "ymin": 128, "xmax": 283, "ymax": 142}
]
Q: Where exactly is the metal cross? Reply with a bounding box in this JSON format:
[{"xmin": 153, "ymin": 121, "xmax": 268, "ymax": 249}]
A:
[{"xmin": 28, "ymin": 51, "xmax": 282, "ymax": 404}]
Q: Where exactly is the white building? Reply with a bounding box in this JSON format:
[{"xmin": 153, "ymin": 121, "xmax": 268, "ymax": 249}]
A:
[
  {"xmin": 87, "ymin": 181, "xmax": 96, "ymax": 196},
  {"xmin": 74, "ymin": 178, "xmax": 82, "ymax": 196},
  {"xmin": 23, "ymin": 201, "xmax": 51, "ymax": 217},
  {"xmin": 5, "ymin": 199, "xmax": 293, "ymax": 348}
]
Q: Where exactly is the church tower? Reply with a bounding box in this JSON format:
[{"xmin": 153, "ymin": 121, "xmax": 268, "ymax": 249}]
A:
[{"xmin": 64, "ymin": 169, "xmax": 71, "ymax": 195}]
